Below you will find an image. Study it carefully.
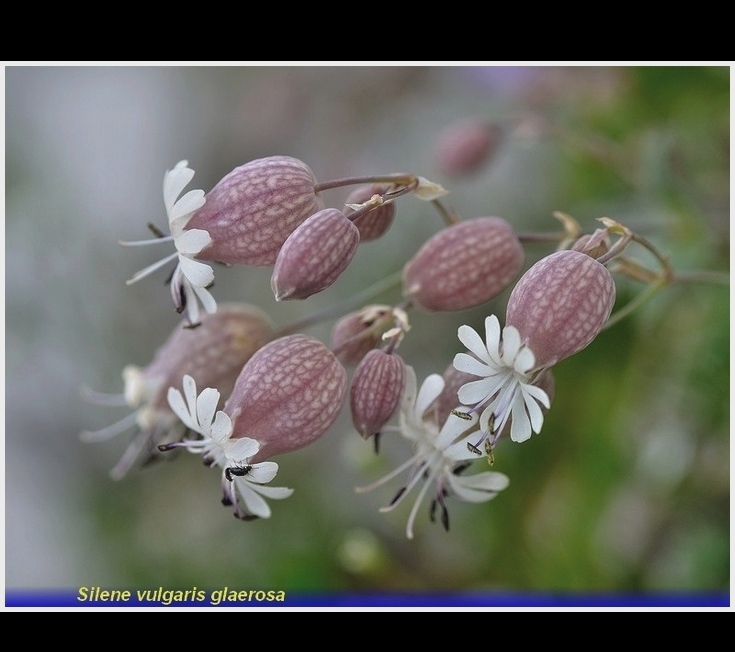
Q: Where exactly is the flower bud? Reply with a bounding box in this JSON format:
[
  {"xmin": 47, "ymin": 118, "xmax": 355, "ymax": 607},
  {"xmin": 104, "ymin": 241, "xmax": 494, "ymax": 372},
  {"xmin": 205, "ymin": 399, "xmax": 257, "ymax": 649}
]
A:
[
  {"xmin": 223, "ymin": 334, "xmax": 347, "ymax": 462},
  {"xmin": 271, "ymin": 208, "xmax": 360, "ymax": 301},
  {"xmin": 434, "ymin": 119, "xmax": 502, "ymax": 177},
  {"xmin": 350, "ymin": 349, "xmax": 406, "ymax": 439},
  {"xmin": 330, "ymin": 305, "xmax": 395, "ymax": 365},
  {"xmin": 136, "ymin": 303, "xmax": 275, "ymax": 417},
  {"xmin": 186, "ymin": 156, "xmax": 324, "ymax": 266},
  {"xmin": 571, "ymin": 229, "xmax": 609, "ymax": 259},
  {"xmin": 402, "ymin": 217, "xmax": 524, "ymax": 312},
  {"xmin": 506, "ymin": 249, "xmax": 616, "ymax": 368},
  {"xmin": 343, "ymin": 184, "xmax": 396, "ymax": 242}
]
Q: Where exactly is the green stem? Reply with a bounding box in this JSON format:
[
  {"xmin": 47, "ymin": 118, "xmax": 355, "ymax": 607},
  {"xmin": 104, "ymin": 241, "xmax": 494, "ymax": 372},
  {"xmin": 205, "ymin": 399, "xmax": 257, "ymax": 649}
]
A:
[
  {"xmin": 314, "ymin": 174, "xmax": 416, "ymax": 193},
  {"xmin": 274, "ymin": 270, "xmax": 404, "ymax": 337},
  {"xmin": 602, "ymin": 280, "xmax": 665, "ymax": 331}
]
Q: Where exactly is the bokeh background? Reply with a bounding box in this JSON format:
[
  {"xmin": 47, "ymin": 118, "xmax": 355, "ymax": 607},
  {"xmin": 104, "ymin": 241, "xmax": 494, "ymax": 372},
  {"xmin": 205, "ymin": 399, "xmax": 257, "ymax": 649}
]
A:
[{"xmin": 5, "ymin": 65, "xmax": 730, "ymax": 603}]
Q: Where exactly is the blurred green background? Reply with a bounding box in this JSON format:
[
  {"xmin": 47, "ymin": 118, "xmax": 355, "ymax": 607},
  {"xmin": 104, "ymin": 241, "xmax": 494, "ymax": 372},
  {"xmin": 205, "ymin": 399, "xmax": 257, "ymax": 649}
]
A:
[{"xmin": 5, "ymin": 65, "xmax": 729, "ymax": 602}]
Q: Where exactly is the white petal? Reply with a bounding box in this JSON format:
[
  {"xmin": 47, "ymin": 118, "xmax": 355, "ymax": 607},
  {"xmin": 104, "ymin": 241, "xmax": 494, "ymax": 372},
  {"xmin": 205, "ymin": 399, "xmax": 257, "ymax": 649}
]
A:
[
  {"xmin": 182, "ymin": 375, "xmax": 199, "ymax": 421},
  {"xmin": 167, "ymin": 386, "xmax": 198, "ymax": 432},
  {"xmin": 225, "ymin": 436, "xmax": 259, "ymax": 462},
  {"xmin": 247, "ymin": 461, "xmax": 279, "ymax": 484},
  {"xmin": 457, "ymin": 377, "xmax": 498, "ymax": 405},
  {"xmin": 163, "ymin": 164, "xmax": 195, "ymax": 215},
  {"xmin": 435, "ymin": 412, "xmax": 477, "ymax": 450},
  {"xmin": 210, "ymin": 411, "xmax": 233, "ymax": 443},
  {"xmin": 178, "ymin": 255, "xmax": 214, "ymax": 288},
  {"xmin": 169, "ymin": 189, "xmax": 205, "ymax": 224},
  {"xmin": 457, "ymin": 325, "xmax": 492, "ymax": 364},
  {"xmin": 448, "ymin": 471, "xmax": 509, "ymax": 502},
  {"xmin": 196, "ymin": 387, "xmax": 221, "ymax": 434},
  {"xmin": 524, "ymin": 383, "xmax": 551, "ymax": 409},
  {"xmin": 400, "ymin": 366, "xmax": 418, "ymax": 412},
  {"xmin": 501, "ymin": 326, "xmax": 522, "ymax": 364},
  {"xmin": 509, "ymin": 396, "xmax": 532, "ymax": 443},
  {"xmin": 175, "ymin": 228, "xmax": 211, "ymax": 255},
  {"xmin": 251, "ymin": 484, "xmax": 294, "ymax": 500},
  {"xmin": 234, "ymin": 482, "xmax": 272, "ymax": 519},
  {"xmin": 192, "ymin": 284, "xmax": 218, "ymax": 314},
  {"xmin": 484, "ymin": 315, "xmax": 503, "ymax": 366},
  {"xmin": 415, "ymin": 374, "xmax": 444, "ymax": 420},
  {"xmin": 514, "ymin": 346, "xmax": 536, "ymax": 374},
  {"xmin": 180, "ymin": 280, "xmax": 200, "ymax": 326},
  {"xmin": 522, "ymin": 388, "xmax": 546, "ymax": 433},
  {"xmin": 452, "ymin": 353, "xmax": 494, "ymax": 377}
]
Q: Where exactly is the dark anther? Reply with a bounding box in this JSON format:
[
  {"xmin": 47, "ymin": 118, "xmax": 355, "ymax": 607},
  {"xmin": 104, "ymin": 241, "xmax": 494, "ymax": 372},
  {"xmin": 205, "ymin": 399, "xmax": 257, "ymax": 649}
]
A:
[
  {"xmin": 225, "ymin": 465, "xmax": 253, "ymax": 482},
  {"xmin": 440, "ymin": 503, "xmax": 450, "ymax": 532},
  {"xmin": 184, "ymin": 321, "xmax": 202, "ymax": 330},
  {"xmin": 221, "ymin": 496, "xmax": 233, "ymax": 507},
  {"xmin": 374, "ymin": 432, "xmax": 381, "ymax": 455},
  {"xmin": 467, "ymin": 442, "xmax": 482, "ymax": 455},
  {"xmin": 235, "ymin": 513, "xmax": 259, "ymax": 522},
  {"xmin": 453, "ymin": 462, "xmax": 471, "ymax": 475},
  {"xmin": 157, "ymin": 443, "xmax": 178, "ymax": 452},
  {"xmin": 146, "ymin": 222, "xmax": 166, "ymax": 238},
  {"xmin": 429, "ymin": 499, "xmax": 437, "ymax": 523},
  {"xmin": 389, "ymin": 486, "xmax": 406, "ymax": 507},
  {"xmin": 451, "ymin": 409, "xmax": 473, "ymax": 421}
]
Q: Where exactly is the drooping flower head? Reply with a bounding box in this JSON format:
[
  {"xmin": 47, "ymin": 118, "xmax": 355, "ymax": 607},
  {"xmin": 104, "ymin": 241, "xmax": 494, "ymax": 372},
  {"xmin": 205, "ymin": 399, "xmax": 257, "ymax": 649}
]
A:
[
  {"xmin": 357, "ymin": 366, "xmax": 509, "ymax": 539},
  {"xmin": 165, "ymin": 376, "xmax": 293, "ymax": 520},
  {"xmin": 505, "ymin": 249, "xmax": 616, "ymax": 368},
  {"xmin": 271, "ymin": 208, "xmax": 360, "ymax": 301},
  {"xmin": 453, "ymin": 249, "xmax": 616, "ymax": 451},
  {"xmin": 160, "ymin": 334, "xmax": 347, "ymax": 519},
  {"xmin": 223, "ymin": 334, "xmax": 348, "ymax": 463},
  {"xmin": 402, "ymin": 217, "xmax": 524, "ymax": 312},
  {"xmin": 434, "ymin": 118, "xmax": 502, "ymax": 178},
  {"xmin": 186, "ymin": 155, "xmax": 324, "ymax": 266},
  {"xmin": 80, "ymin": 304, "xmax": 275, "ymax": 479},
  {"xmin": 453, "ymin": 315, "xmax": 551, "ymax": 447},
  {"xmin": 123, "ymin": 160, "xmax": 215, "ymax": 326},
  {"xmin": 349, "ymin": 348, "xmax": 406, "ymax": 441}
]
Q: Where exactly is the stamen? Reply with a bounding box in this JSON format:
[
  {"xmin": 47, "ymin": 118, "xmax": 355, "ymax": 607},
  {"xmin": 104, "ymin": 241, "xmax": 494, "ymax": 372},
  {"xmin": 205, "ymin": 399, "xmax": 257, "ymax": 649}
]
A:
[
  {"xmin": 147, "ymin": 222, "xmax": 167, "ymax": 238},
  {"xmin": 451, "ymin": 409, "xmax": 473, "ymax": 421},
  {"xmin": 125, "ymin": 252, "xmax": 179, "ymax": 285},
  {"xmin": 388, "ymin": 486, "xmax": 406, "ymax": 507},
  {"xmin": 109, "ymin": 429, "xmax": 154, "ymax": 481},
  {"xmin": 79, "ymin": 386, "xmax": 129, "ymax": 407},
  {"xmin": 80, "ymin": 412, "xmax": 139, "ymax": 443},
  {"xmin": 355, "ymin": 451, "xmax": 421, "ymax": 494},
  {"xmin": 453, "ymin": 462, "xmax": 471, "ymax": 475}
]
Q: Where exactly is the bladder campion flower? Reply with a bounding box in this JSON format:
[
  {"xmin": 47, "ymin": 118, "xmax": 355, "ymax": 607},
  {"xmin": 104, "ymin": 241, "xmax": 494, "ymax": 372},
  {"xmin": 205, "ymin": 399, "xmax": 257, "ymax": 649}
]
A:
[
  {"xmin": 164, "ymin": 375, "xmax": 294, "ymax": 520},
  {"xmin": 81, "ymin": 304, "xmax": 274, "ymax": 479},
  {"xmin": 453, "ymin": 315, "xmax": 551, "ymax": 447},
  {"xmin": 122, "ymin": 160, "xmax": 215, "ymax": 326},
  {"xmin": 356, "ymin": 367, "xmax": 509, "ymax": 539}
]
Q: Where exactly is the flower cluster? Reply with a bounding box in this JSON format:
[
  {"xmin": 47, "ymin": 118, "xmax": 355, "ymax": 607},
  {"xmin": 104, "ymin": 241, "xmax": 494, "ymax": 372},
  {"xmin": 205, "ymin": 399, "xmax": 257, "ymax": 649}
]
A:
[{"xmin": 84, "ymin": 141, "xmax": 687, "ymax": 537}]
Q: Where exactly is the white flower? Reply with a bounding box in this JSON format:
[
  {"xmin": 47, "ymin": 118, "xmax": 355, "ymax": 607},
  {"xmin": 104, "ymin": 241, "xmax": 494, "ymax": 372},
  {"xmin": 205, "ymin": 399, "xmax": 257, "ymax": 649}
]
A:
[
  {"xmin": 453, "ymin": 315, "xmax": 550, "ymax": 447},
  {"xmin": 79, "ymin": 366, "xmax": 184, "ymax": 481},
  {"xmin": 356, "ymin": 367, "xmax": 509, "ymax": 539},
  {"xmin": 164, "ymin": 375, "xmax": 293, "ymax": 520},
  {"xmin": 122, "ymin": 160, "xmax": 216, "ymax": 326}
]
